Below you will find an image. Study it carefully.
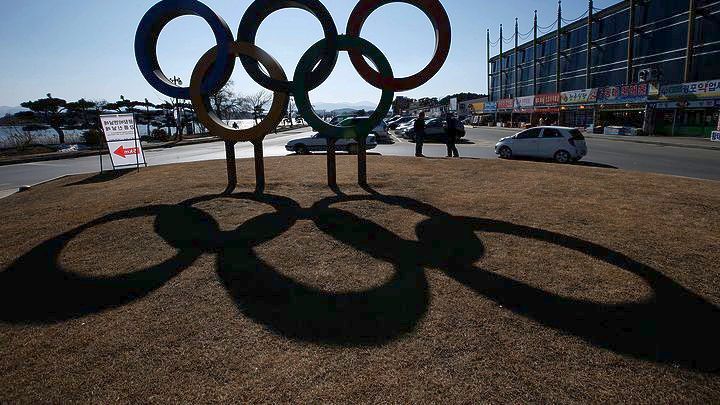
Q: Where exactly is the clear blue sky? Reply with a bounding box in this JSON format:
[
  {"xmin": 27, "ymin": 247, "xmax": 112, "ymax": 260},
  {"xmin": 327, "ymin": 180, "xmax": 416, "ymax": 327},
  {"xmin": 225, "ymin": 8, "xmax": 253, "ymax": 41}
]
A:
[{"xmin": 0, "ymin": 0, "xmax": 618, "ymax": 107}]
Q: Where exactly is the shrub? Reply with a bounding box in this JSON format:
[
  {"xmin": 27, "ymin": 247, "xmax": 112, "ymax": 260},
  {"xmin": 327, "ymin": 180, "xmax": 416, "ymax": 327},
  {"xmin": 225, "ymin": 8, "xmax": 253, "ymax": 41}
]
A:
[
  {"xmin": 83, "ymin": 129, "xmax": 103, "ymax": 146},
  {"xmin": 152, "ymin": 128, "xmax": 170, "ymax": 141}
]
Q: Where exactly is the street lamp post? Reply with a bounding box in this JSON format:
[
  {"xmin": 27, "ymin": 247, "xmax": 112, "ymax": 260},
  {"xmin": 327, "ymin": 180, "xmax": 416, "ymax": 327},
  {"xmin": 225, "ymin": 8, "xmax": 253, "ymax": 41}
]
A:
[
  {"xmin": 170, "ymin": 76, "xmax": 183, "ymax": 140},
  {"xmin": 144, "ymin": 98, "xmax": 151, "ymax": 138}
]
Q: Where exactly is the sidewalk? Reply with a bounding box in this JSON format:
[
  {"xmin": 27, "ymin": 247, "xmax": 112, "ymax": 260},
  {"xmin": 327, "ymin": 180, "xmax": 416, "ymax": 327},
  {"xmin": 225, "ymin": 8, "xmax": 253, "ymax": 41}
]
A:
[
  {"xmin": 473, "ymin": 126, "xmax": 720, "ymax": 151},
  {"xmin": 584, "ymin": 133, "xmax": 720, "ymax": 151},
  {"xmin": 0, "ymin": 125, "xmax": 311, "ymax": 166}
]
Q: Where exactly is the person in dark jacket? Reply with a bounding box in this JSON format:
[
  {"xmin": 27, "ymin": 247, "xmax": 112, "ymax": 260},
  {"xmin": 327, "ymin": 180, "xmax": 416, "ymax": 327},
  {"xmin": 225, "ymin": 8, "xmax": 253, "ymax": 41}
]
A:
[
  {"xmin": 445, "ymin": 113, "xmax": 460, "ymax": 158},
  {"xmin": 414, "ymin": 112, "xmax": 426, "ymax": 157}
]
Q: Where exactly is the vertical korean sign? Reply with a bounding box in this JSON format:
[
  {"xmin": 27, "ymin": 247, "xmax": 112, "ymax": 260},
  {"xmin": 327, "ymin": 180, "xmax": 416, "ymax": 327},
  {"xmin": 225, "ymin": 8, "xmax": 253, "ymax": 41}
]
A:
[{"xmin": 100, "ymin": 114, "xmax": 146, "ymax": 169}]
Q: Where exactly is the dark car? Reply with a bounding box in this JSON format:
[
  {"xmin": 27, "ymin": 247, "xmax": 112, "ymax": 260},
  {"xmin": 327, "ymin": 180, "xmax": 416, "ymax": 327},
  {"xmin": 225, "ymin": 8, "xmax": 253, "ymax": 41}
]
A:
[{"xmin": 406, "ymin": 118, "xmax": 466, "ymax": 142}]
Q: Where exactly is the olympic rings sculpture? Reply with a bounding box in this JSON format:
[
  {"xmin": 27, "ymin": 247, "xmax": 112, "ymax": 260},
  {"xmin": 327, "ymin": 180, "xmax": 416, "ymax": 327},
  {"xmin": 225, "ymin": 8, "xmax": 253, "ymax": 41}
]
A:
[{"xmin": 135, "ymin": 0, "xmax": 452, "ymax": 192}]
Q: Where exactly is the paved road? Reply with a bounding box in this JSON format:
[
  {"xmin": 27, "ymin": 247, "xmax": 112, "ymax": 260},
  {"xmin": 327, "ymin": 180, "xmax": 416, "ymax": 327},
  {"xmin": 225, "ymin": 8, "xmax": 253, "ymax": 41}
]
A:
[{"xmin": 1, "ymin": 126, "xmax": 719, "ymax": 197}]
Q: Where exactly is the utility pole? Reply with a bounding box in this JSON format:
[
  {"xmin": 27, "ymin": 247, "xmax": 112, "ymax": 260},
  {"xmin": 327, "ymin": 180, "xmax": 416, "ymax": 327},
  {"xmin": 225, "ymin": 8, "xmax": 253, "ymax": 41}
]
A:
[
  {"xmin": 487, "ymin": 29, "xmax": 492, "ymax": 101},
  {"xmin": 499, "ymin": 24, "xmax": 504, "ymax": 99},
  {"xmin": 170, "ymin": 76, "xmax": 183, "ymax": 140},
  {"xmin": 533, "ymin": 10, "xmax": 538, "ymax": 95},
  {"xmin": 684, "ymin": 0, "xmax": 696, "ymax": 82},
  {"xmin": 514, "ymin": 18, "xmax": 519, "ymax": 99},
  {"xmin": 586, "ymin": 0, "xmax": 593, "ymax": 88},
  {"xmin": 556, "ymin": 0, "xmax": 562, "ymax": 94},
  {"xmin": 144, "ymin": 98, "xmax": 151, "ymax": 139},
  {"xmin": 627, "ymin": 0, "xmax": 636, "ymax": 84}
]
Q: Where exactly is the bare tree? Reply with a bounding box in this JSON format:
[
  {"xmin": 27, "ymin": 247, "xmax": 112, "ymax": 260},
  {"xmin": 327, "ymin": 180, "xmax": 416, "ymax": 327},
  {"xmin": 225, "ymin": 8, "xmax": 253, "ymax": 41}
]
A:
[
  {"xmin": 3, "ymin": 125, "xmax": 35, "ymax": 151},
  {"xmin": 210, "ymin": 80, "xmax": 240, "ymax": 122},
  {"xmin": 244, "ymin": 90, "xmax": 273, "ymax": 125}
]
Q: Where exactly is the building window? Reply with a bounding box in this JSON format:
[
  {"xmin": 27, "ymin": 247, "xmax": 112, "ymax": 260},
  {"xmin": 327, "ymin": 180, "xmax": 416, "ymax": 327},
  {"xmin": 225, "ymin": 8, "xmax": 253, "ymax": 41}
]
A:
[
  {"xmin": 692, "ymin": 52, "xmax": 720, "ymax": 81},
  {"xmin": 655, "ymin": 59, "xmax": 685, "ymax": 84},
  {"xmin": 561, "ymin": 49, "xmax": 588, "ymax": 73},
  {"xmin": 591, "ymin": 69, "xmax": 626, "ymax": 87},
  {"xmin": 538, "ymin": 80, "xmax": 557, "ymax": 94},
  {"xmin": 561, "ymin": 76, "xmax": 587, "ymax": 92},
  {"xmin": 592, "ymin": 38, "xmax": 628, "ymax": 67},
  {"xmin": 634, "ymin": 24, "xmax": 688, "ymax": 57},
  {"xmin": 593, "ymin": 9, "xmax": 629, "ymax": 41},
  {"xmin": 562, "ymin": 26, "xmax": 588, "ymax": 49},
  {"xmin": 694, "ymin": 11, "xmax": 720, "ymax": 46},
  {"xmin": 635, "ymin": 0, "xmax": 689, "ymax": 26}
]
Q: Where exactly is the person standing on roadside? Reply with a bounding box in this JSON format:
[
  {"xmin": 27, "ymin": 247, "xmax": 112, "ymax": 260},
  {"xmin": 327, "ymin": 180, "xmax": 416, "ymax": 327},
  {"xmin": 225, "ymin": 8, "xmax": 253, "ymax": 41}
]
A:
[
  {"xmin": 445, "ymin": 113, "xmax": 460, "ymax": 158},
  {"xmin": 414, "ymin": 112, "xmax": 426, "ymax": 157}
]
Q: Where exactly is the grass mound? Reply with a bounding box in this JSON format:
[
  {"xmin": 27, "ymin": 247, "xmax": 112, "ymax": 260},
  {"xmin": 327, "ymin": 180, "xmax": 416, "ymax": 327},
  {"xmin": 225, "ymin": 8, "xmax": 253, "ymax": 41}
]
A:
[{"xmin": 1, "ymin": 156, "xmax": 719, "ymax": 402}]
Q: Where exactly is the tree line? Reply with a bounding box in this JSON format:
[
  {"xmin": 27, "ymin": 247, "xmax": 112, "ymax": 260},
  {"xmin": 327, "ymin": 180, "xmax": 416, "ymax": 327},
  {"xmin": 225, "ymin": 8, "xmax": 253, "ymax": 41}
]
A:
[
  {"xmin": 1, "ymin": 82, "xmax": 279, "ymax": 146},
  {"xmin": 391, "ymin": 93, "xmax": 486, "ymax": 115}
]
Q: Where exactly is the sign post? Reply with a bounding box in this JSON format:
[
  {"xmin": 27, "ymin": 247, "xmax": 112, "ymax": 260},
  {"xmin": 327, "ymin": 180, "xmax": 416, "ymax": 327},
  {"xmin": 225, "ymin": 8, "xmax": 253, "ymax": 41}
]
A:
[{"xmin": 100, "ymin": 113, "xmax": 147, "ymax": 171}]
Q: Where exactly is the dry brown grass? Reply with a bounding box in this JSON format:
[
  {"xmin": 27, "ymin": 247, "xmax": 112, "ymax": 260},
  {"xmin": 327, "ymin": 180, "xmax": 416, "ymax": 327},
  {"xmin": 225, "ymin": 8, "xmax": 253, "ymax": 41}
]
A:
[{"xmin": 1, "ymin": 156, "xmax": 719, "ymax": 403}]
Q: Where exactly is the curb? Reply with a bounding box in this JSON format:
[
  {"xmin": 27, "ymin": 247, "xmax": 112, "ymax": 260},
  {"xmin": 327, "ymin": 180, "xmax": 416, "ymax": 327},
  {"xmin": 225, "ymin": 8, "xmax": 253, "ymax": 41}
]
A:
[
  {"xmin": 583, "ymin": 135, "xmax": 720, "ymax": 151},
  {"xmin": 1, "ymin": 174, "xmax": 73, "ymax": 199}
]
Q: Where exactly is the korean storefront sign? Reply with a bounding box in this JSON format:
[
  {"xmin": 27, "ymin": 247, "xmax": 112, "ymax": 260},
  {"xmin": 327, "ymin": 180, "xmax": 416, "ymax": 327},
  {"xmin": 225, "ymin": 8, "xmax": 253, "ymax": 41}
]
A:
[
  {"xmin": 483, "ymin": 102, "xmax": 497, "ymax": 113},
  {"xmin": 513, "ymin": 96, "xmax": 535, "ymax": 112},
  {"xmin": 597, "ymin": 83, "xmax": 649, "ymax": 104},
  {"xmin": 653, "ymin": 100, "xmax": 718, "ymax": 109},
  {"xmin": 470, "ymin": 102, "xmax": 485, "ymax": 113},
  {"xmin": 659, "ymin": 79, "xmax": 720, "ymax": 100},
  {"xmin": 561, "ymin": 88, "xmax": 598, "ymax": 105},
  {"xmin": 534, "ymin": 93, "xmax": 561, "ymax": 107},
  {"xmin": 497, "ymin": 99, "xmax": 514, "ymax": 111}
]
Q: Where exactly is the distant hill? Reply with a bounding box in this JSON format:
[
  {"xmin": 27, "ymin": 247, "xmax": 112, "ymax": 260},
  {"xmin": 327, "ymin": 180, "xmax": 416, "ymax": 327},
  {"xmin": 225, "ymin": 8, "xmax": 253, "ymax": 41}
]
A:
[
  {"xmin": 312, "ymin": 101, "xmax": 376, "ymax": 112},
  {"xmin": 331, "ymin": 108, "xmax": 363, "ymax": 116},
  {"xmin": 0, "ymin": 106, "xmax": 27, "ymax": 117}
]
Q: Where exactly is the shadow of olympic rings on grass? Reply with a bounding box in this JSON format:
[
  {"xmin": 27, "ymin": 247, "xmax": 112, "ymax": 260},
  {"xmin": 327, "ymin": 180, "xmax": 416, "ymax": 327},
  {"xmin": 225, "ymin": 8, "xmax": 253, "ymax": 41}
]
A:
[{"xmin": 0, "ymin": 190, "xmax": 718, "ymax": 372}]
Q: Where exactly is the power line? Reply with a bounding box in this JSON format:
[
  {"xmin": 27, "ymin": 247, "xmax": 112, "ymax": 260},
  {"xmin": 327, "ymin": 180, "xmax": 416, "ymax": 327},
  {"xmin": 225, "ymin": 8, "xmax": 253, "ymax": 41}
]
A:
[
  {"xmin": 538, "ymin": 18, "xmax": 558, "ymax": 31},
  {"xmin": 562, "ymin": 9, "xmax": 588, "ymax": 23}
]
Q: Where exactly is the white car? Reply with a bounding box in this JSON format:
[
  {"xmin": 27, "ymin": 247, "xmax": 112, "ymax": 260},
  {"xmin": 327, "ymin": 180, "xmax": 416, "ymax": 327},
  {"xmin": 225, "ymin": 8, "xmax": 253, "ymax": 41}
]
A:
[
  {"xmin": 396, "ymin": 118, "xmax": 420, "ymax": 136},
  {"xmin": 286, "ymin": 131, "xmax": 377, "ymax": 154},
  {"xmin": 495, "ymin": 126, "xmax": 588, "ymax": 163}
]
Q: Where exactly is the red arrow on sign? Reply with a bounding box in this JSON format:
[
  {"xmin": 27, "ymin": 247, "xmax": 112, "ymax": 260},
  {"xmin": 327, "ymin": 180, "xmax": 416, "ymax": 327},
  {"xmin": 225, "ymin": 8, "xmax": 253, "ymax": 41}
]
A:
[{"xmin": 113, "ymin": 146, "xmax": 140, "ymax": 158}]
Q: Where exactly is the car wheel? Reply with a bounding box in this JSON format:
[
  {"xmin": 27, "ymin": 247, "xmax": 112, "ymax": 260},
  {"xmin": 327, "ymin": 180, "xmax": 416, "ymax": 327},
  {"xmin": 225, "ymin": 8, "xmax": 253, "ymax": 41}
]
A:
[
  {"xmin": 554, "ymin": 150, "xmax": 571, "ymax": 164},
  {"xmin": 499, "ymin": 146, "xmax": 513, "ymax": 159},
  {"xmin": 347, "ymin": 144, "xmax": 359, "ymax": 155},
  {"xmin": 294, "ymin": 144, "xmax": 308, "ymax": 155}
]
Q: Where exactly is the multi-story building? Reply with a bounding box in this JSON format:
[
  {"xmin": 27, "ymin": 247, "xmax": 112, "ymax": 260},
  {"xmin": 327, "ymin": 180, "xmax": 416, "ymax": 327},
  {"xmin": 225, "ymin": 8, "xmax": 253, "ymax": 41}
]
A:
[{"xmin": 487, "ymin": 0, "xmax": 720, "ymax": 136}]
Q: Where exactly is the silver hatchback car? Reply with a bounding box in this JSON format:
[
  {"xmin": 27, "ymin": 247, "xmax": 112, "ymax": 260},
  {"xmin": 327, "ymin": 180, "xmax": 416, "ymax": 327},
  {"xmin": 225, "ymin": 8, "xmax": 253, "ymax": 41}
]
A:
[{"xmin": 495, "ymin": 126, "xmax": 588, "ymax": 163}]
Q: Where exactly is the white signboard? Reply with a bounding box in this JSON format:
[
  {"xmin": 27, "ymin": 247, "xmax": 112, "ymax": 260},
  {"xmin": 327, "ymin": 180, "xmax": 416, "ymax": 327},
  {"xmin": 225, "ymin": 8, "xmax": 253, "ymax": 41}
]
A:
[
  {"xmin": 450, "ymin": 97, "xmax": 458, "ymax": 112},
  {"xmin": 100, "ymin": 114, "xmax": 138, "ymax": 142},
  {"xmin": 711, "ymin": 131, "xmax": 720, "ymax": 142},
  {"xmin": 100, "ymin": 114, "xmax": 145, "ymax": 169}
]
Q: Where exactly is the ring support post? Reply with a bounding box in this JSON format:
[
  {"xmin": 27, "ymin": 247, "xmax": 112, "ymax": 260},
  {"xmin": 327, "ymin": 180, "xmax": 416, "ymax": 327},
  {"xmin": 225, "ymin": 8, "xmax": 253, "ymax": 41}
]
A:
[
  {"xmin": 224, "ymin": 141, "xmax": 237, "ymax": 195},
  {"xmin": 327, "ymin": 138, "xmax": 337, "ymax": 188},
  {"xmin": 253, "ymin": 140, "xmax": 265, "ymax": 194}
]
